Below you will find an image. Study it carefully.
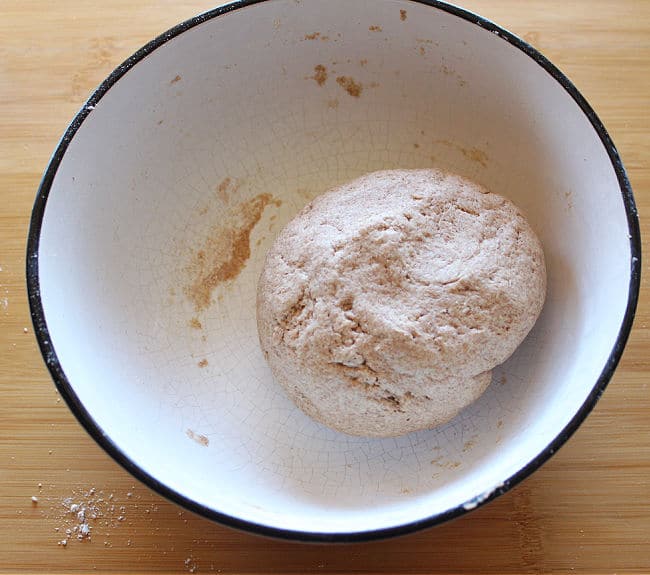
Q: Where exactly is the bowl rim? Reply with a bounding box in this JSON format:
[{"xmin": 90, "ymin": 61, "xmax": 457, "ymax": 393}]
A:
[{"xmin": 26, "ymin": 0, "xmax": 642, "ymax": 542}]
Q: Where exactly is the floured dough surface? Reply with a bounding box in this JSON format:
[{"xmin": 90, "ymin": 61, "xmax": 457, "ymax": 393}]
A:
[{"xmin": 257, "ymin": 169, "xmax": 546, "ymax": 437}]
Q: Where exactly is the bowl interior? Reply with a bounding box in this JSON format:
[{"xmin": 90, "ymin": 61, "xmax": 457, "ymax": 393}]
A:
[{"xmin": 35, "ymin": 0, "xmax": 634, "ymax": 536}]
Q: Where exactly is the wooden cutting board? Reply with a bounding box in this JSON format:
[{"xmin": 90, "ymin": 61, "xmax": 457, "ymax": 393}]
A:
[{"xmin": 1, "ymin": 1, "xmax": 648, "ymax": 572}]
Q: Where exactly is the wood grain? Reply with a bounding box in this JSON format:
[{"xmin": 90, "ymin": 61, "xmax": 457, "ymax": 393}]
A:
[{"xmin": 1, "ymin": 1, "xmax": 648, "ymax": 573}]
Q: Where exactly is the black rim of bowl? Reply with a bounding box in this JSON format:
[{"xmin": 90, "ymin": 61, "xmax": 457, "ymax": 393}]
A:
[{"xmin": 26, "ymin": 0, "xmax": 642, "ymax": 543}]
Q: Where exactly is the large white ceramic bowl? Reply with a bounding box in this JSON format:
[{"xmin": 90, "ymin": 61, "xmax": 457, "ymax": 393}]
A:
[{"xmin": 28, "ymin": 0, "xmax": 640, "ymax": 541}]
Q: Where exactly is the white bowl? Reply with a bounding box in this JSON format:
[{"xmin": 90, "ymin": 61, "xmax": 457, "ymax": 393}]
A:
[{"xmin": 28, "ymin": 0, "xmax": 640, "ymax": 541}]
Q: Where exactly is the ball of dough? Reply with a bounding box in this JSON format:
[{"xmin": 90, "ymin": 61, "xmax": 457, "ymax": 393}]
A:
[{"xmin": 257, "ymin": 169, "xmax": 546, "ymax": 437}]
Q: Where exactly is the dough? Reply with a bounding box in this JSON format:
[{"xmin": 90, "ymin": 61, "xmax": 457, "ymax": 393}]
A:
[{"xmin": 257, "ymin": 169, "xmax": 546, "ymax": 437}]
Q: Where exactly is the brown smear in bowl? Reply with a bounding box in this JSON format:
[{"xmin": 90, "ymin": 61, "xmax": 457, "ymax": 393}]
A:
[
  {"xmin": 336, "ymin": 76, "xmax": 363, "ymax": 97},
  {"xmin": 312, "ymin": 64, "xmax": 328, "ymax": 86},
  {"xmin": 186, "ymin": 429, "xmax": 209, "ymax": 447},
  {"xmin": 185, "ymin": 193, "xmax": 281, "ymax": 312}
]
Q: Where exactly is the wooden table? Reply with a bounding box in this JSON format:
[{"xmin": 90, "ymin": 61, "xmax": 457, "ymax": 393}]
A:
[{"xmin": 1, "ymin": 1, "xmax": 648, "ymax": 572}]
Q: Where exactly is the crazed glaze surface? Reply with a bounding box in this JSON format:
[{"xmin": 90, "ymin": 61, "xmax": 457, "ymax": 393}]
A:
[{"xmin": 258, "ymin": 169, "xmax": 547, "ymax": 436}]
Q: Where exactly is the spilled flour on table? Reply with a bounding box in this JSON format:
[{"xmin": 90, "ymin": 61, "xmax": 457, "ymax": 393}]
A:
[{"xmin": 44, "ymin": 486, "xmax": 136, "ymax": 548}]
